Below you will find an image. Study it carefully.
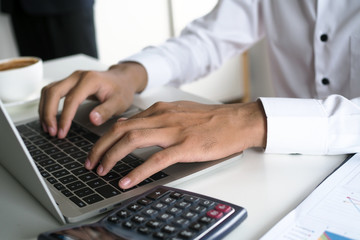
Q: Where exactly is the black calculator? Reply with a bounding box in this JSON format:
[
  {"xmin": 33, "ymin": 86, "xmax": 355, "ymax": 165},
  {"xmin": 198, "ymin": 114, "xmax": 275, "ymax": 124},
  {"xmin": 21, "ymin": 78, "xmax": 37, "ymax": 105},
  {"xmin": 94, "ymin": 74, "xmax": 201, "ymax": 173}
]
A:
[{"xmin": 38, "ymin": 185, "xmax": 247, "ymax": 240}]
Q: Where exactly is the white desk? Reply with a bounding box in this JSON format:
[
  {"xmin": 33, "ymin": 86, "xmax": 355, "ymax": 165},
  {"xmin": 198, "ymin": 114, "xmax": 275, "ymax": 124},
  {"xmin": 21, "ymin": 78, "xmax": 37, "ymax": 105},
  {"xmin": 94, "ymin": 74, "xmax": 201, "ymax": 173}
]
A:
[{"xmin": 0, "ymin": 54, "xmax": 346, "ymax": 240}]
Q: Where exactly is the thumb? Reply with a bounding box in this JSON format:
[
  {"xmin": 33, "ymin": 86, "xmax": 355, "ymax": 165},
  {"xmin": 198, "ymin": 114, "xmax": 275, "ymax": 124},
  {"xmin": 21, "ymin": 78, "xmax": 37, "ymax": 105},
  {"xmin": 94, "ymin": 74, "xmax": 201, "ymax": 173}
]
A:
[{"xmin": 89, "ymin": 97, "xmax": 129, "ymax": 126}]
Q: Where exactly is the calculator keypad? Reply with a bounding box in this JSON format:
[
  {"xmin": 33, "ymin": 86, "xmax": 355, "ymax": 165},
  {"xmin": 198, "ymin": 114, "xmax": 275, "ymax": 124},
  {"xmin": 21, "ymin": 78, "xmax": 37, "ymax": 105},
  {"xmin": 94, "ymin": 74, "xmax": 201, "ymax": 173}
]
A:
[{"xmin": 105, "ymin": 187, "xmax": 234, "ymax": 239}]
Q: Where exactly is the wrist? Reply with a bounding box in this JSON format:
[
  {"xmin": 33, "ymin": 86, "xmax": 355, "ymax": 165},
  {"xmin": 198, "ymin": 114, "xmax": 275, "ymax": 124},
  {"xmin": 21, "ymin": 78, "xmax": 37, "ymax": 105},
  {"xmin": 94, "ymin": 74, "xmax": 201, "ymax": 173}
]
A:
[
  {"xmin": 109, "ymin": 62, "xmax": 148, "ymax": 93},
  {"xmin": 254, "ymin": 99, "xmax": 267, "ymax": 148}
]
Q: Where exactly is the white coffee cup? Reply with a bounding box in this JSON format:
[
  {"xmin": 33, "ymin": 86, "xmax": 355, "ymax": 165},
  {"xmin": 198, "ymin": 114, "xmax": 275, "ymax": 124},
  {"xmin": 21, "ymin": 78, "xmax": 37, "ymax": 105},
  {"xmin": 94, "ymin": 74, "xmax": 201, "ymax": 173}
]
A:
[{"xmin": 0, "ymin": 56, "xmax": 43, "ymax": 103}]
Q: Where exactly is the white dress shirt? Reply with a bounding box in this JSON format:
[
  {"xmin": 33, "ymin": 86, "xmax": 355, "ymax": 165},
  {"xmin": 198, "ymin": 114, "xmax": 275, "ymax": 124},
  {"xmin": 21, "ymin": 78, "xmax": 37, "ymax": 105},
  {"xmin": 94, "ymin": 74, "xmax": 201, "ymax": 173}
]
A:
[{"xmin": 125, "ymin": 0, "xmax": 360, "ymax": 155}]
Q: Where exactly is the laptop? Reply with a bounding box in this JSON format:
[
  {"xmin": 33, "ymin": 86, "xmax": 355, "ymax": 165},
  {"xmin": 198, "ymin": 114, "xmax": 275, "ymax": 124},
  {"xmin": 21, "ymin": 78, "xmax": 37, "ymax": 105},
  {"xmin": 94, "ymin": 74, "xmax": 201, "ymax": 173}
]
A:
[{"xmin": 0, "ymin": 87, "xmax": 242, "ymax": 224}]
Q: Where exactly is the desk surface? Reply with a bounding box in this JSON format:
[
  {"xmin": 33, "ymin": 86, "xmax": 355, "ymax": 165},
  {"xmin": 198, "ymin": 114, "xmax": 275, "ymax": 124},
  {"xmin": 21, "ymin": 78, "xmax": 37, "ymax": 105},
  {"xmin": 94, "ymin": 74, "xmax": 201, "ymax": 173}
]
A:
[{"xmin": 0, "ymin": 54, "xmax": 346, "ymax": 240}]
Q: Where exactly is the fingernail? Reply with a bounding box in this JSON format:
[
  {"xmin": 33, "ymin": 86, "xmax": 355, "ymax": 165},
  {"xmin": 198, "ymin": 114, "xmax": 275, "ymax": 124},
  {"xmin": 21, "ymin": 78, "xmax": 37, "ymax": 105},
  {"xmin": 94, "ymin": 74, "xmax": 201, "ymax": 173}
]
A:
[
  {"xmin": 120, "ymin": 177, "xmax": 131, "ymax": 188},
  {"xmin": 42, "ymin": 122, "xmax": 48, "ymax": 133},
  {"xmin": 58, "ymin": 128, "xmax": 65, "ymax": 139},
  {"xmin": 85, "ymin": 159, "xmax": 91, "ymax": 169},
  {"xmin": 97, "ymin": 165, "xmax": 104, "ymax": 175},
  {"xmin": 48, "ymin": 126, "xmax": 56, "ymax": 136},
  {"xmin": 117, "ymin": 117, "xmax": 128, "ymax": 122},
  {"xmin": 91, "ymin": 111, "xmax": 102, "ymax": 125}
]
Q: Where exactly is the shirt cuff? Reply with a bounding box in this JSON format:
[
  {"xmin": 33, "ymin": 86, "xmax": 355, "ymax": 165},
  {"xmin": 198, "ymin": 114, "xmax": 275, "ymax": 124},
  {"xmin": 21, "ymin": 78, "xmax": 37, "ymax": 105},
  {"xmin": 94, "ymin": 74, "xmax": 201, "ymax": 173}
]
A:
[
  {"xmin": 259, "ymin": 97, "xmax": 328, "ymax": 154},
  {"xmin": 121, "ymin": 48, "xmax": 172, "ymax": 91}
]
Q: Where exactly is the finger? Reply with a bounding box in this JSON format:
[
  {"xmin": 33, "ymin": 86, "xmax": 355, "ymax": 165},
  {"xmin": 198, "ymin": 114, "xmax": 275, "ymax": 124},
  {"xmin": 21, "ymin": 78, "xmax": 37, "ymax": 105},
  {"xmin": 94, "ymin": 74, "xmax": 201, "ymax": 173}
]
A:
[
  {"xmin": 119, "ymin": 146, "xmax": 182, "ymax": 189},
  {"xmin": 39, "ymin": 72, "xmax": 82, "ymax": 136},
  {"xmin": 89, "ymin": 94, "xmax": 130, "ymax": 126},
  {"xmin": 57, "ymin": 72, "xmax": 103, "ymax": 138},
  {"xmin": 88, "ymin": 126, "xmax": 178, "ymax": 176},
  {"xmin": 86, "ymin": 116, "xmax": 168, "ymax": 168}
]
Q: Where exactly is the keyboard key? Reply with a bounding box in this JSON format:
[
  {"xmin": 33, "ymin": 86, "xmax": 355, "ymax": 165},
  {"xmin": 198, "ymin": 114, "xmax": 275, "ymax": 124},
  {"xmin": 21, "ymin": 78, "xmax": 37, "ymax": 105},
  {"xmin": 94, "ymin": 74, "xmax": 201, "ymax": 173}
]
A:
[
  {"xmin": 142, "ymin": 208, "xmax": 158, "ymax": 218},
  {"xmin": 107, "ymin": 215, "xmax": 121, "ymax": 224},
  {"xmin": 190, "ymin": 205, "xmax": 207, "ymax": 213},
  {"xmin": 138, "ymin": 178, "xmax": 153, "ymax": 186},
  {"xmin": 137, "ymin": 198, "xmax": 152, "ymax": 206},
  {"xmin": 44, "ymin": 147, "xmax": 61, "ymax": 155},
  {"xmin": 83, "ymin": 194, "xmax": 103, "ymax": 205},
  {"xmin": 57, "ymin": 157, "xmax": 74, "ymax": 165},
  {"xmin": 30, "ymin": 149, "xmax": 42, "ymax": 157},
  {"xmin": 150, "ymin": 171, "xmax": 168, "ymax": 181},
  {"xmin": 45, "ymin": 164, "xmax": 62, "ymax": 172},
  {"xmin": 61, "ymin": 189, "xmax": 73, "ymax": 197},
  {"xmin": 33, "ymin": 154, "xmax": 48, "ymax": 162},
  {"xmin": 52, "ymin": 169, "xmax": 70, "ymax": 178},
  {"xmin": 116, "ymin": 209, "xmax": 131, "ymax": 219},
  {"xmin": 64, "ymin": 162, "xmax": 82, "ymax": 170},
  {"xmin": 162, "ymin": 224, "xmax": 177, "ymax": 234},
  {"xmin": 175, "ymin": 201, "xmax": 191, "ymax": 209},
  {"xmin": 72, "ymin": 167, "xmax": 88, "ymax": 176},
  {"xmin": 112, "ymin": 163, "xmax": 131, "ymax": 173},
  {"xmin": 79, "ymin": 172, "xmax": 98, "ymax": 182},
  {"xmin": 67, "ymin": 181, "xmax": 86, "ymax": 191},
  {"xmin": 95, "ymin": 185, "xmax": 121, "ymax": 198},
  {"xmin": 87, "ymin": 179, "xmax": 106, "ymax": 188},
  {"xmin": 167, "ymin": 207, "xmax": 182, "ymax": 216},
  {"xmin": 75, "ymin": 140, "xmax": 91, "ymax": 147},
  {"xmin": 102, "ymin": 172, "xmax": 120, "ymax": 181},
  {"xmin": 182, "ymin": 211, "xmax": 198, "ymax": 220},
  {"xmin": 179, "ymin": 229, "xmax": 195, "ymax": 239},
  {"xmin": 199, "ymin": 216, "xmax": 214, "ymax": 225},
  {"xmin": 70, "ymin": 151, "xmax": 87, "ymax": 159},
  {"xmin": 131, "ymin": 215, "xmax": 146, "ymax": 224},
  {"xmin": 63, "ymin": 146, "xmax": 81, "ymax": 154},
  {"xmin": 215, "ymin": 203, "xmax": 232, "ymax": 213},
  {"xmin": 147, "ymin": 187, "xmax": 168, "ymax": 200},
  {"xmin": 199, "ymin": 199, "xmax": 215, "ymax": 208},
  {"xmin": 122, "ymin": 221, "xmax": 134, "ymax": 229},
  {"xmin": 172, "ymin": 218, "xmax": 190, "ymax": 227},
  {"xmin": 137, "ymin": 226, "xmax": 151, "ymax": 235},
  {"xmin": 183, "ymin": 195, "xmax": 199, "ymax": 203},
  {"xmin": 59, "ymin": 175, "xmax": 77, "ymax": 184},
  {"xmin": 170, "ymin": 191, "xmax": 183, "ymax": 199},
  {"xmin": 157, "ymin": 213, "xmax": 173, "ymax": 222},
  {"xmin": 206, "ymin": 209, "xmax": 223, "ymax": 219},
  {"xmin": 127, "ymin": 203, "xmax": 143, "ymax": 212},
  {"xmin": 50, "ymin": 152, "xmax": 67, "ymax": 160},
  {"xmin": 146, "ymin": 220, "xmax": 162, "ymax": 229},
  {"xmin": 70, "ymin": 196, "xmax": 86, "ymax": 208},
  {"xmin": 74, "ymin": 187, "xmax": 94, "ymax": 198},
  {"xmin": 54, "ymin": 183, "xmax": 65, "ymax": 191},
  {"xmin": 189, "ymin": 222, "xmax": 204, "ymax": 232}
]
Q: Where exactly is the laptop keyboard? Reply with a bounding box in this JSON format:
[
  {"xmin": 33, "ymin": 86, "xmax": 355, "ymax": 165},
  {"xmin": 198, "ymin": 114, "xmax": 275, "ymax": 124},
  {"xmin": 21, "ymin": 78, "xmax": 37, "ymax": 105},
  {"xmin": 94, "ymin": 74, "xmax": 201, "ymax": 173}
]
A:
[{"xmin": 17, "ymin": 120, "xmax": 168, "ymax": 208}]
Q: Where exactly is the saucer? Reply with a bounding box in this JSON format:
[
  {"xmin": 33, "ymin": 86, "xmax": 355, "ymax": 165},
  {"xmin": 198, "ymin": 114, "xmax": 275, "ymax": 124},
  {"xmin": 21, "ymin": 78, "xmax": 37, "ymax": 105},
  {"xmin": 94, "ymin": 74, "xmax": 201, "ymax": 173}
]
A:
[{"xmin": 3, "ymin": 78, "xmax": 53, "ymax": 108}]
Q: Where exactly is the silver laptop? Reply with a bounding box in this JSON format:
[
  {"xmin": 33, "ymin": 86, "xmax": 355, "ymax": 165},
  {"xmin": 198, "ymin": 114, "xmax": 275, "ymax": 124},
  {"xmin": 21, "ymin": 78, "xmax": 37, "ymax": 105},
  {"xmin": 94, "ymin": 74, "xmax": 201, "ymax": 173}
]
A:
[{"xmin": 0, "ymin": 87, "xmax": 241, "ymax": 224}]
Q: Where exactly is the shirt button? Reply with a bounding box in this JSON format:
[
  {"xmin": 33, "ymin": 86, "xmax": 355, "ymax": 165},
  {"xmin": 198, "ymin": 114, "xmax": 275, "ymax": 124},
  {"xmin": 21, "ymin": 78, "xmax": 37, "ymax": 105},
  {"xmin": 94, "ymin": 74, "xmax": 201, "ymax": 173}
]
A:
[
  {"xmin": 321, "ymin": 78, "xmax": 330, "ymax": 85},
  {"xmin": 320, "ymin": 34, "xmax": 328, "ymax": 42}
]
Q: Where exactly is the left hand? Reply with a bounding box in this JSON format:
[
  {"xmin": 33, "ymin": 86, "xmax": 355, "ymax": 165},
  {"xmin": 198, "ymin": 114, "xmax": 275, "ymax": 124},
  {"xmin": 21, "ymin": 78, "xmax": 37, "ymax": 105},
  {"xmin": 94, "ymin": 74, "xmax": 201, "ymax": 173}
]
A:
[{"xmin": 85, "ymin": 100, "xmax": 267, "ymax": 189}]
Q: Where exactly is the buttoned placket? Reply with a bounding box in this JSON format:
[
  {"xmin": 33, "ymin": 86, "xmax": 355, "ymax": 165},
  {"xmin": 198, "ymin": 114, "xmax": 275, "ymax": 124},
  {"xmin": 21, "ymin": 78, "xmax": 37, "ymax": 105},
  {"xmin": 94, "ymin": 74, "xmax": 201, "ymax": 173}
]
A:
[{"xmin": 313, "ymin": 0, "xmax": 334, "ymax": 99}]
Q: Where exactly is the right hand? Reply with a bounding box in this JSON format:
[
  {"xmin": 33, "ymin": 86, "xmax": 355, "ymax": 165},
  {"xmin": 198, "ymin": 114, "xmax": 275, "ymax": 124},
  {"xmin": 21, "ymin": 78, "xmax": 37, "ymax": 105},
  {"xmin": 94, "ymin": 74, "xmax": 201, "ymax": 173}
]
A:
[{"xmin": 38, "ymin": 62, "xmax": 148, "ymax": 139}]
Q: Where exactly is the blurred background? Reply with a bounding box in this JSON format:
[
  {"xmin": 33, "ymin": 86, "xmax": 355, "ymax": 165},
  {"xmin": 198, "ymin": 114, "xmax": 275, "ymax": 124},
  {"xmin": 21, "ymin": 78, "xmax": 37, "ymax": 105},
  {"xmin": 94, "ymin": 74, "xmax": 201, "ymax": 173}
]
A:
[{"xmin": 0, "ymin": 0, "xmax": 274, "ymax": 103}]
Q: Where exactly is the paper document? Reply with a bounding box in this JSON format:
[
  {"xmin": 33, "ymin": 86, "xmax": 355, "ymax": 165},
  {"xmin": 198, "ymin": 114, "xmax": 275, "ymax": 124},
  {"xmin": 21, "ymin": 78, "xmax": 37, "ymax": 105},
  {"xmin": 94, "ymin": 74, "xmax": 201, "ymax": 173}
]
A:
[{"xmin": 261, "ymin": 153, "xmax": 360, "ymax": 240}]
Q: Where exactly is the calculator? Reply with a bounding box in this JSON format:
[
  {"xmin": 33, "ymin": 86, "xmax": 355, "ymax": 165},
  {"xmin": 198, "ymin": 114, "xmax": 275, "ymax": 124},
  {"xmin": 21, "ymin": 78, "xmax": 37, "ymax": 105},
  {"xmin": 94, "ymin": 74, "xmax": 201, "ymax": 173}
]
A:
[{"xmin": 38, "ymin": 185, "xmax": 247, "ymax": 240}]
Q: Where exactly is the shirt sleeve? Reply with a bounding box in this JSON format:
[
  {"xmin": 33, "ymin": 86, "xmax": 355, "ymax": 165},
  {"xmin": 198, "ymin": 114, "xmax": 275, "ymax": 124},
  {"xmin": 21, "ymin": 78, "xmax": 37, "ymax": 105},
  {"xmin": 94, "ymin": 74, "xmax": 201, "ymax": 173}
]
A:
[
  {"xmin": 123, "ymin": 0, "xmax": 264, "ymax": 91},
  {"xmin": 260, "ymin": 95, "xmax": 360, "ymax": 155}
]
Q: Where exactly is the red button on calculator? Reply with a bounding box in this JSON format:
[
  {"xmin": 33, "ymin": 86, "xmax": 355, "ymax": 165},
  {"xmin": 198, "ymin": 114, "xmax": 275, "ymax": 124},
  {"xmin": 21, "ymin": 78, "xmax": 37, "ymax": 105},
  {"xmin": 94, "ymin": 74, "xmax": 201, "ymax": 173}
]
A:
[
  {"xmin": 215, "ymin": 203, "xmax": 232, "ymax": 213},
  {"xmin": 207, "ymin": 209, "xmax": 223, "ymax": 219}
]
